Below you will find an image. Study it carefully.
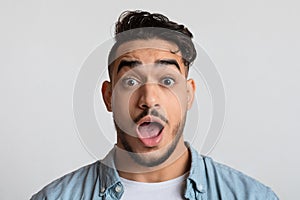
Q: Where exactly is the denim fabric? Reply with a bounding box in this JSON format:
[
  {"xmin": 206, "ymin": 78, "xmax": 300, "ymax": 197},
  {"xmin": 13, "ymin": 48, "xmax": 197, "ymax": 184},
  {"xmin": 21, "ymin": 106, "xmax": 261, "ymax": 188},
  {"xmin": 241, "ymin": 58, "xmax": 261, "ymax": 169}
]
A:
[{"xmin": 31, "ymin": 143, "xmax": 279, "ymax": 200}]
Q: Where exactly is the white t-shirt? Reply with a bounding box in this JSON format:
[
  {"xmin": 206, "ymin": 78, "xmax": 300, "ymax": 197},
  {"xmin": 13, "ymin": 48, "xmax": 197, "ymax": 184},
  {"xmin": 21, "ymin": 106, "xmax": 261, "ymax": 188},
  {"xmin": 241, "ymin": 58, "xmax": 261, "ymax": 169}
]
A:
[{"xmin": 120, "ymin": 172, "xmax": 189, "ymax": 200}]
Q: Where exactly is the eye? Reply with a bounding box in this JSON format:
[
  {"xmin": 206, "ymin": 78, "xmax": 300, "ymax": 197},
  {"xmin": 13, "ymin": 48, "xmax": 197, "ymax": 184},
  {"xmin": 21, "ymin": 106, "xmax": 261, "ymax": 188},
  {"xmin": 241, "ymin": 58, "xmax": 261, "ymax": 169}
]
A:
[
  {"xmin": 161, "ymin": 77, "xmax": 175, "ymax": 87},
  {"xmin": 122, "ymin": 77, "xmax": 139, "ymax": 87}
]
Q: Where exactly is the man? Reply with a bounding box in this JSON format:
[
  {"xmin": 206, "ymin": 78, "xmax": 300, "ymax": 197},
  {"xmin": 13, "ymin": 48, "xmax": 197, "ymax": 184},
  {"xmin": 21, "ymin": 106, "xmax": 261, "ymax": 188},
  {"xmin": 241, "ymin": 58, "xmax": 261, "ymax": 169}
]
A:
[{"xmin": 31, "ymin": 10, "xmax": 279, "ymax": 199}]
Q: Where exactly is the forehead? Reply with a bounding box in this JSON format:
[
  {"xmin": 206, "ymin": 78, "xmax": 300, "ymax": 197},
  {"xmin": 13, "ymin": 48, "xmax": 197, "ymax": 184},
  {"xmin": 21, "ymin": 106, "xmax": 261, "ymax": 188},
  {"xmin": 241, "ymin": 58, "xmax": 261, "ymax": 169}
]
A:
[
  {"xmin": 109, "ymin": 39, "xmax": 188, "ymax": 83},
  {"xmin": 114, "ymin": 39, "xmax": 182, "ymax": 63}
]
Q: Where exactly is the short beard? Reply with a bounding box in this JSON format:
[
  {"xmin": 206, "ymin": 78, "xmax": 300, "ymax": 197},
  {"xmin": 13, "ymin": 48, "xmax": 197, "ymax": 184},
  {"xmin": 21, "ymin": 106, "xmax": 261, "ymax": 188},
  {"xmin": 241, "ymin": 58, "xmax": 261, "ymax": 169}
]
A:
[{"xmin": 114, "ymin": 112, "xmax": 187, "ymax": 167}]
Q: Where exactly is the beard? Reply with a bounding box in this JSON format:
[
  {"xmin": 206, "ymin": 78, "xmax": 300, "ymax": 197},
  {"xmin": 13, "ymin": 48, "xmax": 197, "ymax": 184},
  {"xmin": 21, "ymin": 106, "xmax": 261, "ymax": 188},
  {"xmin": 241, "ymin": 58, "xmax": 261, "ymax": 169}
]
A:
[{"xmin": 114, "ymin": 110, "xmax": 187, "ymax": 167}]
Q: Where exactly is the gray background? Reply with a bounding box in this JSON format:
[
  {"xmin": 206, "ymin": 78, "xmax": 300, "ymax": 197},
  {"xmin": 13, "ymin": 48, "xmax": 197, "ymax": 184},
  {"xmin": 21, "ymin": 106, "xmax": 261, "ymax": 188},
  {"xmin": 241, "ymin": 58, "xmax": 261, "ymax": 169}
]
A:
[{"xmin": 1, "ymin": 0, "xmax": 299, "ymax": 199}]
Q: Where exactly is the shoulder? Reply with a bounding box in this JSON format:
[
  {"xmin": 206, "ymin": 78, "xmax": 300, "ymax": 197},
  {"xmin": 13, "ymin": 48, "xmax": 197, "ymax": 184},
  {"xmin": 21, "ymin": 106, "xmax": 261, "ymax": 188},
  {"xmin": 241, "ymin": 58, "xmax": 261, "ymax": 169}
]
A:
[
  {"xmin": 201, "ymin": 155, "xmax": 279, "ymax": 199},
  {"xmin": 30, "ymin": 161, "xmax": 99, "ymax": 200}
]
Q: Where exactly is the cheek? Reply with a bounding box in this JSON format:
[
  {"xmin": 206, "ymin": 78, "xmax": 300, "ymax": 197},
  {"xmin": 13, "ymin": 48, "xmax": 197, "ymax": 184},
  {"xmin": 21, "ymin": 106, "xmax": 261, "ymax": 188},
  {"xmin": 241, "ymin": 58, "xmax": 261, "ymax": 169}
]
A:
[
  {"xmin": 161, "ymin": 88, "xmax": 187, "ymax": 122},
  {"xmin": 127, "ymin": 92, "xmax": 140, "ymax": 113},
  {"xmin": 112, "ymin": 89, "xmax": 136, "ymax": 136}
]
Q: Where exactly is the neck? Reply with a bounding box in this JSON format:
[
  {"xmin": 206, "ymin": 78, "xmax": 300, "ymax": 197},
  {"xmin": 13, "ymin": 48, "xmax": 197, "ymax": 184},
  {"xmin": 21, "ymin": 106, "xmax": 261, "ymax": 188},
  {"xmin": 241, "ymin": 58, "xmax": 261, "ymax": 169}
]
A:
[{"xmin": 115, "ymin": 140, "xmax": 191, "ymax": 182}]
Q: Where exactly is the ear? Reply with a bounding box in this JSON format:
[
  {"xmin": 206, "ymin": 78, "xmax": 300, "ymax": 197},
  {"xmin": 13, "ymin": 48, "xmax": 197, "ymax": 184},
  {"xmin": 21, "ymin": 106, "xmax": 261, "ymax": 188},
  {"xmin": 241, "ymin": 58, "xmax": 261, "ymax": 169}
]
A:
[
  {"xmin": 186, "ymin": 79, "xmax": 196, "ymax": 109},
  {"xmin": 101, "ymin": 81, "xmax": 112, "ymax": 112}
]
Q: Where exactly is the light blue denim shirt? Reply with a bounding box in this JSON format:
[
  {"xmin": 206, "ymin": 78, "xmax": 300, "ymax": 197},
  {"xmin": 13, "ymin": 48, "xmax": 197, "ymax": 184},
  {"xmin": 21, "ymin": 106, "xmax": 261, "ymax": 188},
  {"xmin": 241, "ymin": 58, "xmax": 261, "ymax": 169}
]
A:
[{"xmin": 31, "ymin": 143, "xmax": 279, "ymax": 200}]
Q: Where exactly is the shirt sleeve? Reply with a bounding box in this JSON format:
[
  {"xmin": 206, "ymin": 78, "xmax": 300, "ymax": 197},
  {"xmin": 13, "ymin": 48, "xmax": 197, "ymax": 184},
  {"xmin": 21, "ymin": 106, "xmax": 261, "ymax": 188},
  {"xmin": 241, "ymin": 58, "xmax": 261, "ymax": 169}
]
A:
[{"xmin": 266, "ymin": 188, "xmax": 280, "ymax": 200}]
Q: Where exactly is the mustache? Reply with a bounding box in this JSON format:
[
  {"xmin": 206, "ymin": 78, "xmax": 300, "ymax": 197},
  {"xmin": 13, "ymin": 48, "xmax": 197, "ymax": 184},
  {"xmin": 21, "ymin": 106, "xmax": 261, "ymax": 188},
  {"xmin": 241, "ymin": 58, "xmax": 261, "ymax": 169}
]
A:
[{"xmin": 133, "ymin": 108, "xmax": 168, "ymax": 124}]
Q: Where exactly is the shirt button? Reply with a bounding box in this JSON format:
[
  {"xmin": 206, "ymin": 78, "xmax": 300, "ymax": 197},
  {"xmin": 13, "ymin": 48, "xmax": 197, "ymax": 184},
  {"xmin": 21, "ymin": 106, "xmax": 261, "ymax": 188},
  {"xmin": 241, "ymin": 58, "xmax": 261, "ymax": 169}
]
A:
[
  {"xmin": 198, "ymin": 184, "xmax": 203, "ymax": 192},
  {"xmin": 115, "ymin": 185, "xmax": 122, "ymax": 193},
  {"xmin": 100, "ymin": 187, "xmax": 106, "ymax": 193}
]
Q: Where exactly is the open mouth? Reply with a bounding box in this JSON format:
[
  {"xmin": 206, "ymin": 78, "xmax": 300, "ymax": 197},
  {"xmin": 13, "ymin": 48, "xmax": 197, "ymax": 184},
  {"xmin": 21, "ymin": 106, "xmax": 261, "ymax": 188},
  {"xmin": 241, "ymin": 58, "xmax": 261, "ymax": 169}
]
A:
[
  {"xmin": 137, "ymin": 121, "xmax": 164, "ymax": 139},
  {"xmin": 136, "ymin": 116, "xmax": 165, "ymax": 147}
]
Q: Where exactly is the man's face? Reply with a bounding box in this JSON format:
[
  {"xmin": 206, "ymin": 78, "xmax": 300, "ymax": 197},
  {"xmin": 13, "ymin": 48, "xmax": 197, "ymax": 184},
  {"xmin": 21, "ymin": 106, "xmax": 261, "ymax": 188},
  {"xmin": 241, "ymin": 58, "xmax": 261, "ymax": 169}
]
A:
[{"xmin": 102, "ymin": 39, "xmax": 195, "ymax": 167}]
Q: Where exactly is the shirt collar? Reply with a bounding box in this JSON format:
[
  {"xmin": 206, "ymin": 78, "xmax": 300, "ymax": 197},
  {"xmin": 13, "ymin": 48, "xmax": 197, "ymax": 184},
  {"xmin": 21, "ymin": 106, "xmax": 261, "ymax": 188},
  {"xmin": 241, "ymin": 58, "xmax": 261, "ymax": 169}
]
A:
[
  {"xmin": 185, "ymin": 142, "xmax": 206, "ymax": 194},
  {"xmin": 98, "ymin": 147, "xmax": 121, "ymax": 197}
]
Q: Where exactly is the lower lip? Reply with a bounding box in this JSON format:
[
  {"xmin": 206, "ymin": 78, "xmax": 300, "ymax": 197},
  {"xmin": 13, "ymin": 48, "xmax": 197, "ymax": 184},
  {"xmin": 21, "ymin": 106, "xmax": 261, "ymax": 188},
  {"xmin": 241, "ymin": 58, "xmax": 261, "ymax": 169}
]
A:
[{"xmin": 138, "ymin": 130, "xmax": 163, "ymax": 147}]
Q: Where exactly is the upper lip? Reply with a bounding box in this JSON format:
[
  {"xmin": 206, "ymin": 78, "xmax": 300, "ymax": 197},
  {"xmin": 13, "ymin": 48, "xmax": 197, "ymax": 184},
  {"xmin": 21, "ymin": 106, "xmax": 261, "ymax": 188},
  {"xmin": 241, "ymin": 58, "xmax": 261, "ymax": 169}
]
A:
[{"xmin": 136, "ymin": 115, "xmax": 166, "ymax": 128}]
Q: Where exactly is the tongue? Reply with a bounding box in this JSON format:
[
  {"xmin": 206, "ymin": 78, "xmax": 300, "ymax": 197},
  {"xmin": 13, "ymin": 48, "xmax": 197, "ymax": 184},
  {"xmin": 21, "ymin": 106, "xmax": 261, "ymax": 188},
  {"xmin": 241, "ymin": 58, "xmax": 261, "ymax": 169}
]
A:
[{"xmin": 138, "ymin": 122, "xmax": 161, "ymax": 139}]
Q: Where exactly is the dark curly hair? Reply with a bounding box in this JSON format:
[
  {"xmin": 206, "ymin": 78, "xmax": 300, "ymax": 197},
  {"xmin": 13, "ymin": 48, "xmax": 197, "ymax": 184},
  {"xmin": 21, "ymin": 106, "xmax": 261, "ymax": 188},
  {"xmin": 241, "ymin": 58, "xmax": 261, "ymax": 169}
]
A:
[{"xmin": 108, "ymin": 10, "xmax": 197, "ymax": 78}]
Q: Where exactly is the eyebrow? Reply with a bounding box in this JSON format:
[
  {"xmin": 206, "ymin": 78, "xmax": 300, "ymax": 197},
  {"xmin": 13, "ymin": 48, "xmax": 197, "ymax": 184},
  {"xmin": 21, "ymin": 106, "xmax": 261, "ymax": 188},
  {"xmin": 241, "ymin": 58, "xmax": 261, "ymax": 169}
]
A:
[
  {"xmin": 154, "ymin": 59, "xmax": 181, "ymax": 72},
  {"xmin": 117, "ymin": 60, "xmax": 142, "ymax": 73},
  {"xmin": 117, "ymin": 59, "xmax": 181, "ymax": 74}
]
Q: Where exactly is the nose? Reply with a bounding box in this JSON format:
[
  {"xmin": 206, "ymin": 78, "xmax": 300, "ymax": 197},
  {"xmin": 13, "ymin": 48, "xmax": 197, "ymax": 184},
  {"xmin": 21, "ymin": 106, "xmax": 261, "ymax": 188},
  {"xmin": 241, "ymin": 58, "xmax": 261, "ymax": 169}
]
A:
[{"xmin": 138, "ymin": 83, "xmax": 160, "ymax": 109}]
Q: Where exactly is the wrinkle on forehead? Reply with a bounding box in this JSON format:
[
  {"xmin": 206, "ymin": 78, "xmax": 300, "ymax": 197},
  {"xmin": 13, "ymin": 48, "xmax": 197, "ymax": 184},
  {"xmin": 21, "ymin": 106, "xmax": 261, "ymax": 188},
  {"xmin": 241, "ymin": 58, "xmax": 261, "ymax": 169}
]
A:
[{"xmin": 114, "ymin": 39, "xmax": 182, "ymax": 60}]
